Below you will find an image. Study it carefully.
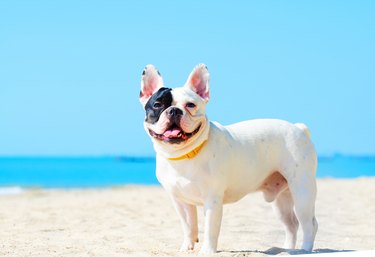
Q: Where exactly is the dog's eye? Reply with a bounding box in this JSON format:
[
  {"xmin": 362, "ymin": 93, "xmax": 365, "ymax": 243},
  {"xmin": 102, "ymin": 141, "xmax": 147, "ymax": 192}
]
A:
[
  {"xmin": 153, "ymin": 102, "xmax": 162, "ymax": 109},
  {"xmin": 186, "ymin": 102, "xmax": 196, "ymax": 108}
]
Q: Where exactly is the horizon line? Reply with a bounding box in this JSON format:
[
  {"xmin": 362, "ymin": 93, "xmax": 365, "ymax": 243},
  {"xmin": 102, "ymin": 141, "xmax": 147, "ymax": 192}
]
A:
[{"xmin": 1, "ymin": 153, "xmax": 375, "ymax": 160}]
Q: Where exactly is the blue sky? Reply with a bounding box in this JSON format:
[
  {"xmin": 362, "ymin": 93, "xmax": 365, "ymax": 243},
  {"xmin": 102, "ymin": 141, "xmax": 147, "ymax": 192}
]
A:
[{"xmin": 0, "ymin": 1, "xmax": 374, "ymax": 156}]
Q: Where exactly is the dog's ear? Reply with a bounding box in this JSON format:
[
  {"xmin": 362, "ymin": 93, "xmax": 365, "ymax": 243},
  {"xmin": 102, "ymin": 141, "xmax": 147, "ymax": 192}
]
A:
[
  {"xmin": 185, "ymin": 64, "xmax": 210, "ymax": 101},
  {"xmin": 140, "ymin": 64, "xmax": 164, "ymax": 105}
]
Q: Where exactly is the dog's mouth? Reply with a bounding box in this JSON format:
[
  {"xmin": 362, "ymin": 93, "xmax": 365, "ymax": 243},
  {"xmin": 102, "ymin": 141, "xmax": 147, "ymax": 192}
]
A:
[{"xmin": 149, "ymin": 123, "xmax": 201, "ymax": 144}]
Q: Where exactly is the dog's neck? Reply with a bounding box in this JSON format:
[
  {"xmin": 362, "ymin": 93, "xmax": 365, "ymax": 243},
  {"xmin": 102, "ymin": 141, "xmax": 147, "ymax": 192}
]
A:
[{"xmin": 153, "ymin": 119, "xmax": 210, "ymax": 160}]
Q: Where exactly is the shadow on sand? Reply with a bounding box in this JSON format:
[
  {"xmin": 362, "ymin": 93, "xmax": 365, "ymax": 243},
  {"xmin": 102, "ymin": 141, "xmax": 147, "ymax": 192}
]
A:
[{"xmin": 224, "ymin": 247, "xmax": 354, "ymax": 255}]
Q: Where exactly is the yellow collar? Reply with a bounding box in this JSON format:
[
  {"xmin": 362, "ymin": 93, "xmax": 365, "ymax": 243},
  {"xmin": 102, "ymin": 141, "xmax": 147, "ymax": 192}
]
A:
[{"xmin": 168, "ymin": 141, "xmax": 207, "ymax": 161}]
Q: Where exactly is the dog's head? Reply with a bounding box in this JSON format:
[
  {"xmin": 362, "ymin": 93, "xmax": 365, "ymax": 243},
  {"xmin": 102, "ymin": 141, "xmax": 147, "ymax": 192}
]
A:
[{"xmin": 140, "ymin": 64, "xmax": 210, "ymax": 155}]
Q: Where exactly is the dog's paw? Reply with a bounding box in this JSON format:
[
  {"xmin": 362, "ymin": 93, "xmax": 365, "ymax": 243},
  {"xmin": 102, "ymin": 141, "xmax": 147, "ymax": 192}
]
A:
[
  {"xmin": 199, "ymin": 244, "xmax": 217, "ymax": 255},
  {"xmin": 179, "ymin": 239, "xmax": 195, "ymax": 252}
]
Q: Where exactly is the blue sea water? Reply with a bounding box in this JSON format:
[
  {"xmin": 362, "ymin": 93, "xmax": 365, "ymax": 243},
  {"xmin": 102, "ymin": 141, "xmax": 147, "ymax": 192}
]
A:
[
  {"xmin": 0, "ymin": 155, "xmax": 375, "ymax": 188},
  {"xmin": 0, "ymin": 157, "xmax": 157, "ymax": 188}
]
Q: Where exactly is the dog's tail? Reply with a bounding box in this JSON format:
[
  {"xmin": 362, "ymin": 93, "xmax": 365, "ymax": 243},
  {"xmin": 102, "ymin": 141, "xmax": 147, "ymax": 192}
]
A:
[{"xmin": 295, "ymin": 123, "xmax": 311, "ymax": 138}]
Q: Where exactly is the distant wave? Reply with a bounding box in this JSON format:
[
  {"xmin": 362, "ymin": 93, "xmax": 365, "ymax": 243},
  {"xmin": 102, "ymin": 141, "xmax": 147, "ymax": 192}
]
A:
[
  {"xmin": 0, "ymin": 186, "xmax": 24, "ymax": 195},
  {"xmin": 115, "ymin": 156, "xmax": 155, "ymax": 163},
  {"xmin": 319, "ymin": 154, "xmax": 375, "ymax": 162}
]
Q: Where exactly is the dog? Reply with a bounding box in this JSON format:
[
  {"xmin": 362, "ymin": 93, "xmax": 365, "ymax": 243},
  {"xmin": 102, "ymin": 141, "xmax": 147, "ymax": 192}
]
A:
[{"xmin": 139, "ymin": 64, "xmax": 318, "ymax": 254}]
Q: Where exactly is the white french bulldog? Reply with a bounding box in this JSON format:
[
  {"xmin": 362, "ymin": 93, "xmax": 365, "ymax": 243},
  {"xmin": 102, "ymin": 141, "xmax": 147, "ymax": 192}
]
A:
[{"xmin": 139, "ymin": 64, "xmax": 318, "ymax": 254}]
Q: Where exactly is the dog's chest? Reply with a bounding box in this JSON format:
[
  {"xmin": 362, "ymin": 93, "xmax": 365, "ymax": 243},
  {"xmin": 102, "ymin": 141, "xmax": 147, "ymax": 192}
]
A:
[
  {"xmin": 157, "ymin": 162, "xmax": 210, "ymax": 205},
  {"xmin": 173, "ymin": 176, "xmax": 204, "ymax": 205}
]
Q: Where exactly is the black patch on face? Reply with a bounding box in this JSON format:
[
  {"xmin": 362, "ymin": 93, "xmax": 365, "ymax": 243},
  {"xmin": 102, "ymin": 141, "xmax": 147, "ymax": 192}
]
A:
[{"xmin": 144, "ymin": 87, "xmax": 173, "ymax": 124}]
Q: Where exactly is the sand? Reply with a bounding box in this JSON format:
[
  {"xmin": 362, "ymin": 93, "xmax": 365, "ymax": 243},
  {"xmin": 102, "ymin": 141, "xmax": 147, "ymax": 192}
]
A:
[{"xmin": 0, "ymin": 178, "xmax": 374, "ymax": 256}]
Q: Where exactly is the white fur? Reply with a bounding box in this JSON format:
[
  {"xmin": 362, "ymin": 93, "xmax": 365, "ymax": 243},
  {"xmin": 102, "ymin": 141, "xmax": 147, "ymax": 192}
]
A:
[{"xmin": 141, "ymin": 64, "xmax": 318, "ymax": 254}]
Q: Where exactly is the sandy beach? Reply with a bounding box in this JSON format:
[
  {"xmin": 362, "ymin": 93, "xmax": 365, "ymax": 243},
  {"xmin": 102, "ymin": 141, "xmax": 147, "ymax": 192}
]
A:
[{"xmin": 0, "ymin": 178, "xmax": 374, "ymax": 257}]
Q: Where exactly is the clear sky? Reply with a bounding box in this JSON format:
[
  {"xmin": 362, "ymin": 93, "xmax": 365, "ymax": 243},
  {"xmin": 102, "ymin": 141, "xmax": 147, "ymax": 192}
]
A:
[{"xmin": 1, "ymin": 1, "xmax": 374, "ymax": 156}]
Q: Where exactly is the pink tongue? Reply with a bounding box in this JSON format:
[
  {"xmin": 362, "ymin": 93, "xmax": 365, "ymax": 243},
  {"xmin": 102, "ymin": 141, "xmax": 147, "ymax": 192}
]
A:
[{"xmin": 163, "ymin": 127, "xmax": 182, "ymax": 138}]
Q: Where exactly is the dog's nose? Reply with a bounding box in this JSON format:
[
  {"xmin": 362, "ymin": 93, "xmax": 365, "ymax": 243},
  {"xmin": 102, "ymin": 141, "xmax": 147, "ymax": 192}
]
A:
[{"xmin": 167, "ymin": 107, "xmax": 183, "ymax": 118}]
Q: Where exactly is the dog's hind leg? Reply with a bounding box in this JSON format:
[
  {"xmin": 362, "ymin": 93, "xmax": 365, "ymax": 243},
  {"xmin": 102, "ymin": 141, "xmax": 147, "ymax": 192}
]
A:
[
  {"xmin": 272, "ymin": 188, "xmax": 299, "ymax": 249},
  {"xmin": 289, "ymin": 175, "xmax": 318, "ymax": 252}
]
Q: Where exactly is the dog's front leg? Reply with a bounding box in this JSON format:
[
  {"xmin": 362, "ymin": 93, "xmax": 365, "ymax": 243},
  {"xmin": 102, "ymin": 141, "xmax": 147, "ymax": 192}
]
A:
[
  {"xmin": 171, "ymin": 197, "xmax": 198, "ymax": 251},
  {"xmin": 200, "ymin": 196, "xmax": 223, "ymax": 254}
]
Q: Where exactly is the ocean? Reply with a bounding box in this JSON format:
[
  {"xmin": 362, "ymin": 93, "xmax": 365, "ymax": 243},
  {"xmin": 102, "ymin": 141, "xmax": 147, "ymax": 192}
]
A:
[{"xmin": 0, "ymin": 155, "xmax": 375, "ymax": 188}]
